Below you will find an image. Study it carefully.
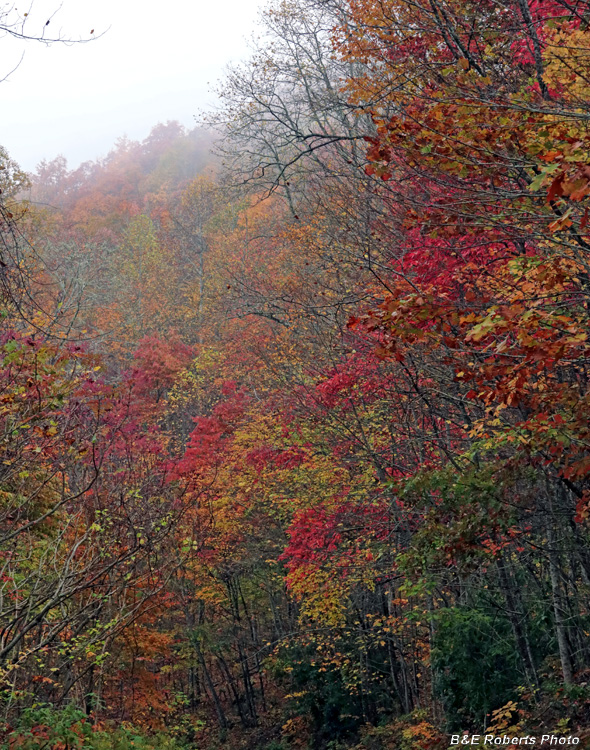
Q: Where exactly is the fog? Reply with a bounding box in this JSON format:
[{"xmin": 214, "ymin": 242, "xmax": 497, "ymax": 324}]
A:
[{"xmin": 0, "ymin": 0, "xmax": 265, "ymax": 171}]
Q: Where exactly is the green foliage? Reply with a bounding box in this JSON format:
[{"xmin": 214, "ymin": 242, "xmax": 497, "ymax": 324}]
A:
[
  {"xmin": 271, "ymin": 645, "xmax": 365, "ymax": 745},
  {"xmin": 431, "ymin": 608, "xmax": 519, "ymax": 728},
  {"xmin": 0, "ymin": 705, "xmax": 183, "ymax": 750}
]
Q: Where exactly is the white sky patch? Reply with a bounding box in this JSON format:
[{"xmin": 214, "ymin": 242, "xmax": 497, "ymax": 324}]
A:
[{"xmin": 0, "ymin": 0, "xmax": 264, "ymax": 171}]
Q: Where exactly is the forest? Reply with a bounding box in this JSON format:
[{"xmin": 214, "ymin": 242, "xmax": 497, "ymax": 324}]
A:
[{"xmin": 2, "ymin": 0, "xmax": 590, "ymax": 747}]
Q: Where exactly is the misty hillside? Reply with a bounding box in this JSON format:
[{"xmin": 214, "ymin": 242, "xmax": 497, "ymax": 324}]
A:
[{"xmin": 1, "ymin": 1, "xmax": 590, "ymax": 749}]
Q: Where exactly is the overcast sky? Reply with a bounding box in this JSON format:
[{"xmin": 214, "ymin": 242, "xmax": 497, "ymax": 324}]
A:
[{"xmin": 0, "ymin": 0, "xmax": 265, "ymax": 172}]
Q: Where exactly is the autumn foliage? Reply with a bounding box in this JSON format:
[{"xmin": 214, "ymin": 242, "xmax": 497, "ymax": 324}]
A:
[{"xmin": 2, "ymin": 1, "xmax": 590, "ymax": 748}]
